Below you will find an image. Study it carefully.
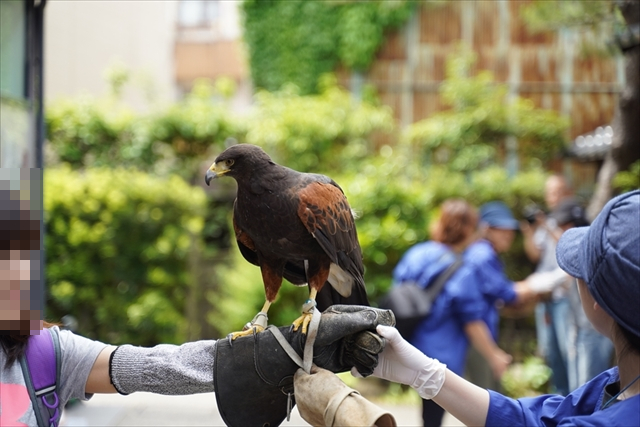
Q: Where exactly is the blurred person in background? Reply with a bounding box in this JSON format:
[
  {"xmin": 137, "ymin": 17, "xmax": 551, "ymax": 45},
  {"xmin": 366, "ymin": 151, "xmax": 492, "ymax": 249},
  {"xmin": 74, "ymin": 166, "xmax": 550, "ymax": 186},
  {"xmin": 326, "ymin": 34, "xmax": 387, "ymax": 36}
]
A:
[
  {"xmin": 391, "ymin": 199, "xmax": 511, "ymax": 427},
  {"xmin": 463, "ymin": 201, "xmax": 534, "ymax": 391},
  {"xmin": 525, "ymin": 198, "xmax": 614, "ymax": 392},
  {"xmin": 520, "ymin": 174, "xmax": 573, "ymax": 395}
]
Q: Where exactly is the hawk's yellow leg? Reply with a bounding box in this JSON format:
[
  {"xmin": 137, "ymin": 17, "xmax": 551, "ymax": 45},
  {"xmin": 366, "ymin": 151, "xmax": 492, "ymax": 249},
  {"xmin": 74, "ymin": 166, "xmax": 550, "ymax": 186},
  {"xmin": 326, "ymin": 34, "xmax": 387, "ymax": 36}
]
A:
[{"xmin": 292, "ymin": 288, "xmax": 318, "ymax": 334}]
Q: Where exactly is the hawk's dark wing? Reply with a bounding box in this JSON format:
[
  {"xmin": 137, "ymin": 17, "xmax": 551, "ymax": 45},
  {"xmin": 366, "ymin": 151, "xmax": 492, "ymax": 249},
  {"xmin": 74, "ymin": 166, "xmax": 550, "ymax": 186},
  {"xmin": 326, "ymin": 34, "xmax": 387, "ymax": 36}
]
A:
[{"xmin": 296, "ymin": 180, "xmax": 368, "ymax": 308}]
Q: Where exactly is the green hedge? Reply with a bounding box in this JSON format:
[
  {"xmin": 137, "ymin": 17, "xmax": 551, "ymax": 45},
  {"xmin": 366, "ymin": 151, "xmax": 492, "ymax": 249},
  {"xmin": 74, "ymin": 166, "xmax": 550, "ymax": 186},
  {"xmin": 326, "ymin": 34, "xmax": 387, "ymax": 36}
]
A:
[
  {"xmin": 44, "ymin": 167, "xmax": 206, "ymax": 345},
  {"xmin": 46, "ymin": 80, "xmax": 237, "ymax": 182}
]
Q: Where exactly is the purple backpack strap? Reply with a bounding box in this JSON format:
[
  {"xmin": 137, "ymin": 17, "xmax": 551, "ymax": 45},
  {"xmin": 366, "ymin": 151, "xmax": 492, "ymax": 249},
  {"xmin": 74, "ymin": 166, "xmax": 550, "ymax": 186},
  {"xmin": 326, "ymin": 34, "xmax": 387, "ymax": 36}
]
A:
[{"xmin": 19, "ymin": 327, "xmax": 61, "ymax": 427}]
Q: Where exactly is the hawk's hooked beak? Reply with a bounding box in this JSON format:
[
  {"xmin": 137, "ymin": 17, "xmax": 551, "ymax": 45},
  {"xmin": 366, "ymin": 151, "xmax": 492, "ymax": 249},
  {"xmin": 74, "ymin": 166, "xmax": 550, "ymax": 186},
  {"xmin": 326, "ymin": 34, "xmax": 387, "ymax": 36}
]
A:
[
  {"xmin": 205, "ymin": 169, "xmax": 217, "ymax": 186},
  {"xmin": 205, "ymin": 162, "xmax": 230, "ymax": 186}
]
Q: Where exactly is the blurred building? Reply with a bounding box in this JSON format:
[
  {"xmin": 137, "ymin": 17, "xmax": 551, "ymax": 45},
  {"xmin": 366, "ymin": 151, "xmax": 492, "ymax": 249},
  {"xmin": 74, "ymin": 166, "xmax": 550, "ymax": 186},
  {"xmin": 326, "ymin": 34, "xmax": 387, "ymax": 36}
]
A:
[
  {"xmin": 174, "ymin": 0, "xmax": 252, "ymax": 113},
  {"xmin": 45, "ymin": 0, "xmax": 177, "ymax": 111},
  {"xmin": 1, "ymin": 0, "xmax": 46, "ymax": 169},
  {"xmin": 44, "ymin": 0, "xmax": 250, "ymax": 112}
]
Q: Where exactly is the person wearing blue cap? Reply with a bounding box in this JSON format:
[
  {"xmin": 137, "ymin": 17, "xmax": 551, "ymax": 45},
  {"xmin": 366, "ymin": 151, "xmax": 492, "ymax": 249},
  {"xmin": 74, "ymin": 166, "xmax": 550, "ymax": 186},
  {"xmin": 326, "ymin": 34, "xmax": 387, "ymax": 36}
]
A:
[
  {"xmin": 463, "ymin": 201, "xmax": 532, "ymax": 391},
  {"xmin": 368, "ymin": 190, "xmax": 640, "ymax": 426}
]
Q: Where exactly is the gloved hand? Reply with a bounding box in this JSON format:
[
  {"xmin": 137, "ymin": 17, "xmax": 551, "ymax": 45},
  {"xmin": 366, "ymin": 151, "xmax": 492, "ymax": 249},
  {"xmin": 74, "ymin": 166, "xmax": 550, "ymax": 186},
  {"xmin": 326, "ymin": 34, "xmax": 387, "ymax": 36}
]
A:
[
  {"xmin": 214, "ymin": 305, "xmax": 395, "ymax": 427},
  {"xmin": 294, "ymin": 365, "xmax": 396, "ymax": 427},
  {"xmin": 357, "ymin": 325, "xmax": 447, "ymax": 400},
  {"xmin": 309, "ymin": 305, "xmax": 394, "ymax": 376}
]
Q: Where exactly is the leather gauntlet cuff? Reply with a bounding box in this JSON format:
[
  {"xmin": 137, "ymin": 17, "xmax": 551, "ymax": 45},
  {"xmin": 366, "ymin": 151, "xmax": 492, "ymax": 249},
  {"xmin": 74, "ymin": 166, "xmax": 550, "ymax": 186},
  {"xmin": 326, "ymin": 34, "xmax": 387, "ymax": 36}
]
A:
[{"xmin": 214, "ymin": 328, "xmax": 297, "ymax": 427}]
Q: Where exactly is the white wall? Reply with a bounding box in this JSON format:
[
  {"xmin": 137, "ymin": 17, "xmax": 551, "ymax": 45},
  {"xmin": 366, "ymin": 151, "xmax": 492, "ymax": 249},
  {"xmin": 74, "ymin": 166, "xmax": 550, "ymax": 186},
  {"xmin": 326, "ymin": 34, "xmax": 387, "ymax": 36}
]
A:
[{"xmin": 45, "ymin": 0, "xmax": 178, "ymax": 111}]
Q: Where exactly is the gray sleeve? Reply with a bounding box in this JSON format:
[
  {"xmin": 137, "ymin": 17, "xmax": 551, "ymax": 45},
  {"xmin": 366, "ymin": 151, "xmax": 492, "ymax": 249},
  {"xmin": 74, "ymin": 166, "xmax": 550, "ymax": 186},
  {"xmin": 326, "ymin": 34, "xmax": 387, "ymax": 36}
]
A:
[
  {"xmin": 57, "ymin": 327, "xmax": 109, "ymax": 403},
  {"xmin": 109, "ymin": 339, "xmax": 217, "ymax": 395}
]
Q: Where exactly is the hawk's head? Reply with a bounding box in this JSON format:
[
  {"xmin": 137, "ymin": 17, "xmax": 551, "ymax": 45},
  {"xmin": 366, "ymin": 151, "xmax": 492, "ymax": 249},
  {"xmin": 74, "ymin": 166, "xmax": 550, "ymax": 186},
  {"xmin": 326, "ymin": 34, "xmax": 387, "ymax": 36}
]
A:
[{"xmin": 205, "ymin": 144, "xmax": 273, "ymax": 185}]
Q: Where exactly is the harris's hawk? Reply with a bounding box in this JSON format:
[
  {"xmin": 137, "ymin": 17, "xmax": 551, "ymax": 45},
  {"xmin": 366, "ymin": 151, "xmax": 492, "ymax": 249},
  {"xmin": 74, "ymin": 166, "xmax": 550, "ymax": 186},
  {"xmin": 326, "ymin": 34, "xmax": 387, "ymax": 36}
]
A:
[{"xmin": 205, "ymin": 144, "xmax": 369, "ymax": 337}]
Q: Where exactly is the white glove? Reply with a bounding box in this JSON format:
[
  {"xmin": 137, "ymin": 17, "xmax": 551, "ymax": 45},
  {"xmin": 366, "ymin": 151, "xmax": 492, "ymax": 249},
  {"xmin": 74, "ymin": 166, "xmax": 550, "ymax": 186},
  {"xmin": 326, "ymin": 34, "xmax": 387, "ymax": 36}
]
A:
[{"xmin": 355, "ymin": 325, "xmax": 447, "ymax": 400}]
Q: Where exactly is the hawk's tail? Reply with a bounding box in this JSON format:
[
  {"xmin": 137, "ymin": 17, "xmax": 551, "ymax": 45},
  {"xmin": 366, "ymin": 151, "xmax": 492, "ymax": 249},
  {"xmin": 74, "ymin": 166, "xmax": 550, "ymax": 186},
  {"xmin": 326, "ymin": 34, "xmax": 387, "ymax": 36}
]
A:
[{"xmin": 316, "ymin": 281, "xmax": 370, "ymax": 312}]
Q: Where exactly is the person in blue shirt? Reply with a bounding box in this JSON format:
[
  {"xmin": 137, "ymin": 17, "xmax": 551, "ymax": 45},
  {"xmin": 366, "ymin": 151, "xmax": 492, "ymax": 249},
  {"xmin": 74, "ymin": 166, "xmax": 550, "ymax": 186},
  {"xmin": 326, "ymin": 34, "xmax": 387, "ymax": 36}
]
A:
[
  {"xmin": 464, "ymin": 202, "xmax": 533, "ymax": 391},
  {"xmin": 372, "ymin": 190, "xmax": 640, "ymax": 426},
  {"xmin": 391, "ymin": 199, "xmax": 511, "ymax": 427}
]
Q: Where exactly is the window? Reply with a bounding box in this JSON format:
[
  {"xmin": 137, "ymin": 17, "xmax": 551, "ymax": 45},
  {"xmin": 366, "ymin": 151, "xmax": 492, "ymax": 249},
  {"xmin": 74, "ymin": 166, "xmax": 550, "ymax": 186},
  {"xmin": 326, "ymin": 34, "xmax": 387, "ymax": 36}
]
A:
[
  {"xmin": 178, "ymin": 0, "xmax": 219, "ymax": 28},
  {"xmin": 1, "ymin": 0, "xmax": 45, "ymax": 169},
  {"xmin": 0, "ymin": 0, "xmax": 26, "ymax": 99}
]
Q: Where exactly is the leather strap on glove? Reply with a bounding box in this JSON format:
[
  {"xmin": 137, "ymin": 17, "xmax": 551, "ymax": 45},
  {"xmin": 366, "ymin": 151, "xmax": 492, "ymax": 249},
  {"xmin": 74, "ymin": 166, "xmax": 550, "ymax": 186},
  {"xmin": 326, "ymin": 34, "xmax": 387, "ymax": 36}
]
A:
[{"xmin": 213, "ymin": 305, "xmax": 395, "ymax": 427}]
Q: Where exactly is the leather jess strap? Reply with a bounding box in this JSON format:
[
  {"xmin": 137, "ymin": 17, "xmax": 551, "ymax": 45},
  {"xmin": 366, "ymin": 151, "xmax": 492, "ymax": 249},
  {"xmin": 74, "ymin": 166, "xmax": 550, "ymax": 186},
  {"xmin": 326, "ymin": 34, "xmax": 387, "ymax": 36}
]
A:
[{"xmin": 267, "ymin": 307, "xmax": 321, "ymax": 374}]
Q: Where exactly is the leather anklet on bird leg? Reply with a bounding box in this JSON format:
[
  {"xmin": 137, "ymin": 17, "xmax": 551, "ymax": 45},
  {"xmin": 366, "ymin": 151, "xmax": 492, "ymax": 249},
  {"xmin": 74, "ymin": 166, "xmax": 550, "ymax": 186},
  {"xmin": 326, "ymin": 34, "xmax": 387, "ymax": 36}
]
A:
[
  {"xmin": 292, "ymin": 289, "xmax": 318, "ymax": 334},
  {"xmin": 228, "ymin": 301, "xmax": 271, "ymax": 340}
]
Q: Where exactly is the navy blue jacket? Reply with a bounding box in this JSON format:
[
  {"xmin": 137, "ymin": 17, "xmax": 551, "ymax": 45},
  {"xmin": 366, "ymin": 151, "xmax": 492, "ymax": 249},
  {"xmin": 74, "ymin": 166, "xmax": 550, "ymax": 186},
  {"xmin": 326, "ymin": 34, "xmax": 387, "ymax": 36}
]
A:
[{"xmin": 487, "ymin": 367, "xmax": 640, "ymax": 426}]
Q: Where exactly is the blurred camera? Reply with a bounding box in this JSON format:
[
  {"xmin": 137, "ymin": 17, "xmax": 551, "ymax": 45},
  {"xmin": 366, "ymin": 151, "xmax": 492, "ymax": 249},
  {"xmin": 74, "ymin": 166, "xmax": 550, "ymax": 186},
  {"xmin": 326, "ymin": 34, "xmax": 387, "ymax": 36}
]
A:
[{"xmin": 523, "ymin": 204, "xmax": 545, "ymax": 224}]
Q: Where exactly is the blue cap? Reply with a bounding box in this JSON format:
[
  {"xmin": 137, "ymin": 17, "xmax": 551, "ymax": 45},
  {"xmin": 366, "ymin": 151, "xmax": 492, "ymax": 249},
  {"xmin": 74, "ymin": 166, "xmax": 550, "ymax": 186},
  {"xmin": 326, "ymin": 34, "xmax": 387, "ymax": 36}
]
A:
[
  {"xmin": 556, "ymin": 190, "xmax": 640, "ymax": 337},
  {"xmin": 480, "ymin": 201, "xmax": 519, "ymax": 230}
]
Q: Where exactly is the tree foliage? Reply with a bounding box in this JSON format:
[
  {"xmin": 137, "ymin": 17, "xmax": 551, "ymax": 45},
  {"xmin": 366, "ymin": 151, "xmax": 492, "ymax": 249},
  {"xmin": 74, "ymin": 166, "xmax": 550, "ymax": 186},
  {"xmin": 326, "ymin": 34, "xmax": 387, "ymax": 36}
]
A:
[
  {"xmin": 46, "ymin": 98, "xmax": 141, "ymax": 168},
  {"xmin": 403, "ymin": 49, "xmax": 568, "ymax": 172},
  {"xmin": 501, "ymin": 356, "xmax": 552, "ymax": 398},
  {"xmin": 613, "ymin": 160, "xmax": 640, "ymax": 192},
  {"xmin": 146, "ymin": 79, "xmax": 241, "ymax": 182},
  {"xmin": 521, "ymin": 0, "xmax": 624, "ymax": 57},
  {"xmin": 241, "ymin": 0, "xmax": 418, "ymax": 94}
]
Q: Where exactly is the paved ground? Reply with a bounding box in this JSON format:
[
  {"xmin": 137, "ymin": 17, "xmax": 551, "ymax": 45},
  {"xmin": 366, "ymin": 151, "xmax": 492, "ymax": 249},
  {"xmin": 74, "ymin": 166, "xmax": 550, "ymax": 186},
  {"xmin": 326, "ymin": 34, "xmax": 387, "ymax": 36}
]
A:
[{"xmin": 61, "ymin": 392, "xmax": 464, "ymax": 426}]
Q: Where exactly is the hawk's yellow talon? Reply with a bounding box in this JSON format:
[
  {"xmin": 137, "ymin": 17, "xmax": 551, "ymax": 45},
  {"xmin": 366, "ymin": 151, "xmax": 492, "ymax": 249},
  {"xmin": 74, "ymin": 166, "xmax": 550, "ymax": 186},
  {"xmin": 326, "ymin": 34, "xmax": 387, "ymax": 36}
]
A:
[
  {"xmin": 229, "ymin": 324, "xmax": 265, "ymax": 340},
  {"xmin": 292, "ymin": 312, "xmax": 313, "ymax": 334}
]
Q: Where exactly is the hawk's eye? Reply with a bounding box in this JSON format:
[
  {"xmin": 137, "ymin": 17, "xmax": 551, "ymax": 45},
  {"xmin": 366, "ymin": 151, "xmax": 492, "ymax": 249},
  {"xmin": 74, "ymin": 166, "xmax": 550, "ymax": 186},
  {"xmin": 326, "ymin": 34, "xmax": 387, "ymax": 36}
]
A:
[{"xmin": 225, "ymin": 159, "xmax": 234, "ymax": 167}]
